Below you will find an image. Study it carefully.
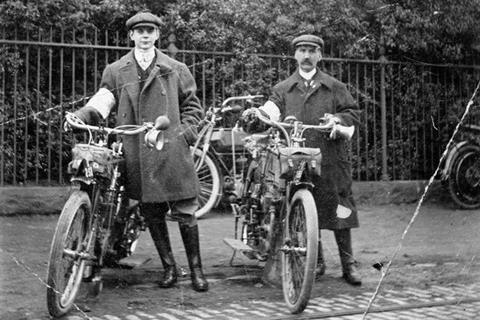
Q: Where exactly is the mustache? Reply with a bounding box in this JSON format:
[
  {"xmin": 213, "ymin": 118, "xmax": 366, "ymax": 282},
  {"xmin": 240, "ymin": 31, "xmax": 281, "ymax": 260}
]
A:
[{"xmin": 301, "ymin": 59, "xmax": 313, "ymax": 65}]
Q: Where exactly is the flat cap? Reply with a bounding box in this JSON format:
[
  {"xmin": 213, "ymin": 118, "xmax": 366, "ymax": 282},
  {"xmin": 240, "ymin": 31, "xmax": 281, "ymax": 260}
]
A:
[
  {"xmin": 292, "ymin": 34, "xmax": 324, "ymax": 49},
  {"xmin": 126, "ymin": 11, "xmax": 162, "ymax": 30}
]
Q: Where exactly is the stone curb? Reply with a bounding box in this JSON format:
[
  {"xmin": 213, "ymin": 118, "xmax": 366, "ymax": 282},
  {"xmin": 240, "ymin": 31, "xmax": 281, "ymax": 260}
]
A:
[
  {"xmin": 0, "ymin": 180, "xmax": 446, "ymax": 216},
  {"xmin": 352, "ymin": 180, "xmax": 445, "ymax": 205},
  {"xmin": 0, "ymin": 186, "xmax": 76, "ymax": 216}
]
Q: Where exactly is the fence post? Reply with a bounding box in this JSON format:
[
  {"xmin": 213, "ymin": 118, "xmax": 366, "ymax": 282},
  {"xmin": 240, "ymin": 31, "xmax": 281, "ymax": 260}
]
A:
[
  {"xmin": 379, "ymin": 35, "xmax": 389, "ymax": 180},
  {"xmin": 167, "ymin": 28, "xmax": 178, "ymax": 58}
]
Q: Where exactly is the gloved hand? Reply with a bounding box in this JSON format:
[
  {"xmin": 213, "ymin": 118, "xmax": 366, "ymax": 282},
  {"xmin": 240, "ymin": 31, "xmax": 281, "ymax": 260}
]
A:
[
  {"xmin": 240, "ymin": 108, "xmax": 269, "ymax": 133},
  {"xmin": 64, "ymin": 106, "xmax": 102, "ymax": 132},
  {"xmin": 319, "ymin": 113, "xmax": 342, "ymax": 140},
  {"xmin": 74, "ymin": 106, "xmax": 102, "ymax": 124}
]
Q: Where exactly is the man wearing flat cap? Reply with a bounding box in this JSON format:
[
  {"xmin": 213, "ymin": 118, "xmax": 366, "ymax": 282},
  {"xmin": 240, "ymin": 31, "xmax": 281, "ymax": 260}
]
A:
[
  {"xmin": 69, "ymin": 10, "xmax": 208, "ymax": 292},
  {"xmin": 243, "ymin": 34, "xmax": 362, "ymax": 285}
]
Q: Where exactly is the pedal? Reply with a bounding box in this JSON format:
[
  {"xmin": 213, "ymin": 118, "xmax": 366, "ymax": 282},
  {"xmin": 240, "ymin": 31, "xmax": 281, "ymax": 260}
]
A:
[
  {"xmin": 224, "ymin": 238, "xmax": 268, "ymax": 261},
  {"xmin": 224, "ymin": 237, "xmax": 256, "ymax": 252},
  {"xmin": 117, "ymin": 256, "xmax": 152, "ymax": 269}
]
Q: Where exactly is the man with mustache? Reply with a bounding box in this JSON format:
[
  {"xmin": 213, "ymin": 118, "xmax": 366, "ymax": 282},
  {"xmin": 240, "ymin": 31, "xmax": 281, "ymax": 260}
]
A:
[
  {"xmin": 243, "ymin": 34, "xmax": 362, "ymax": 285},
  {"xmin": 69, "ymin": 10, "xmax": 208, "ymax": 292}
]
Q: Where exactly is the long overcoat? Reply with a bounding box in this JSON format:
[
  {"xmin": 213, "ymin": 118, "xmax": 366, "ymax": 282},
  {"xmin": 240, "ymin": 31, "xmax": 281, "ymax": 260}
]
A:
[
  {"xmin": 269, "ymin": 68, "xmax": 361, "ymax": 230},
  {"xmin": 98, "ymin": 49, "xmax": 203, "ymax": 203}
]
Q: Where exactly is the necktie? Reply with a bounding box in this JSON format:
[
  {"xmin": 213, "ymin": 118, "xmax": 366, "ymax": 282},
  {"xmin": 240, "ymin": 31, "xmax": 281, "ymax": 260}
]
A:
[
  {"xmin": 139, "ymin": 53, "xmax": 152, "ymax": 70},
  {"xmin": 305, "ymin": 79, "xmax": 312, "ymax": 89}
]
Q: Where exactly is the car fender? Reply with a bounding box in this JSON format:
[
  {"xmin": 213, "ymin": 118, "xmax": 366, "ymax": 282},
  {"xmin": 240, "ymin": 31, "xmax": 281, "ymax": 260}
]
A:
[{"xmin": 441, "ymin": 141, "xmax": 480, "ymax": 181}]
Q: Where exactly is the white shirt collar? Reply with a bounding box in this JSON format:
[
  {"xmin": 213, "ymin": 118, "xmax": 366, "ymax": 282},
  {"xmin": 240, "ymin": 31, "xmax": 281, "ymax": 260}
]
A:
[
  {"xmin": 299, "ymin": 68, "xmax": 317, "ymax": 81},
  {"xmin": 134, "ymin": 47, "xmax": 155, "ymax": 64}
]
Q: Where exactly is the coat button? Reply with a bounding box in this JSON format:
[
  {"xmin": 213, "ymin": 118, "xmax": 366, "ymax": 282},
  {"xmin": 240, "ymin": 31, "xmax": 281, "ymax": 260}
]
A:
[
  {"xmin": 161, "ymin": 90, "xmax": 166, "ymax": 95},
  {"xmin": 122, "ymin": 113, "xmax": 127, "ymax": 118}
]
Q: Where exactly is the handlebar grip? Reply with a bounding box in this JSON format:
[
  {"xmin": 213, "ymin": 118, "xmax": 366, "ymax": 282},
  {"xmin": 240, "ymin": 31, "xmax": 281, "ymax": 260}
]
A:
[{"xmin": 224, "ymin": 104, "xmax": 244, "ymax": 113}]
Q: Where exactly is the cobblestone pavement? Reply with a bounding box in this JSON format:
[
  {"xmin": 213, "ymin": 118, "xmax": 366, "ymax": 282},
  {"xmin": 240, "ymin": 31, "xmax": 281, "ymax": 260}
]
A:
[
  {"xmin": 2, "ymin": 204, "xmax": 480, "ymax": 320},
  {"xmin": 26, "ymin": 282, "xmax": 480, "ymax": 320}
]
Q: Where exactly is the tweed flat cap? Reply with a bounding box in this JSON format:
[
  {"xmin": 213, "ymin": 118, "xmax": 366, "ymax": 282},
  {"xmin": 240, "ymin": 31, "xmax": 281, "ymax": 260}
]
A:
[
  {"xmin": 126, "ymin": 11, "xmax": 162, "ymax": 30},
  {"xmin": 292, "ymin": 34, "xmax": 324, "ymax": 49}
]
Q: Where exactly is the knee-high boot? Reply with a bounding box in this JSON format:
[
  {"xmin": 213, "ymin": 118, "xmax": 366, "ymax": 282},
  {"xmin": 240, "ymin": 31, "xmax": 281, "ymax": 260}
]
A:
[
  {"xmin": 179, "ymin": 223, "xmax": 209, "ymax": 292},
  {"xmin": 334, "ymin": 229, "xmax": 361, "ymax": 286},
  {"xmin": 145, "ymin": 210, "xmax": 178, "ymax": 288},
  {"xmin": 315, "ymin": 240, "xmax": 326, "ymax": 280}
]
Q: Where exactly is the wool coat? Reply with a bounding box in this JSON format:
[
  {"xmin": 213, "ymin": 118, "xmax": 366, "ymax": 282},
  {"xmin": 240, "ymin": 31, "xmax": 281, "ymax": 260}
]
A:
[
  {"xmin": 96, "ymin": 49, "xmax": 203, "ymax": 203},
  {"xmin": 269, "ymin": 68, "xmax": 361, "ymax": 230}
]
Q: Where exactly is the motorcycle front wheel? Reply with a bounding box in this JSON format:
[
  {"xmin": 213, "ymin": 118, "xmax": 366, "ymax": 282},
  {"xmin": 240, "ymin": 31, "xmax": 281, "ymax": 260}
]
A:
[
  {"xmin": 448, "ymin": 144, "xmax": 480, "ymax": 209},
  {"xmin": 282, "ymin": 189, "xmax": 318, "ymax": 314},
  {"xmin": 46, "ymin": 190, "xmax": 93, "ymax": 317},
  {"xmin": 194, "ymin": 149, "xmax": 222, "ymax": 218}
]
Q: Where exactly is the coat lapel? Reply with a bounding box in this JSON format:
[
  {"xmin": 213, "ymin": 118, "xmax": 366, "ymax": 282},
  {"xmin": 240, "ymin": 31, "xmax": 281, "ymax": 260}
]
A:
[
  {"xmin": 305, "ymin": 68, "xmax": 332, "ymax": 101},
  {"xmin": 141, "ymin": 49, "xmax": 172, "ymax": 96},
  {"xmin": 287, "ymin": 70, "xmax": 307, "ymax": 95},
  {"xmin": 119, "ymin": 51, "xmax": 140, "ymax": 120}
]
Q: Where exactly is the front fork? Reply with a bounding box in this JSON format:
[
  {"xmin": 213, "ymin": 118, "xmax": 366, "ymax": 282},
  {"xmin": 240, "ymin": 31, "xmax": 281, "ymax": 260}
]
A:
[
  {"xmin": 81, "ymin": 164, "xmax": 124, "ymax": 281},
  {"xmin": 279, "ymin": 180, "xmax": 313, "ymax": 256}
]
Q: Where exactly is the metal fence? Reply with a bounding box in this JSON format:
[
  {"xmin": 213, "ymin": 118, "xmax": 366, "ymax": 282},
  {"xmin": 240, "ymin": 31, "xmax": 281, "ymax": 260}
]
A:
[{"xmin": 1, "ymin": 27, "xmax": 480, "ymax": 185}]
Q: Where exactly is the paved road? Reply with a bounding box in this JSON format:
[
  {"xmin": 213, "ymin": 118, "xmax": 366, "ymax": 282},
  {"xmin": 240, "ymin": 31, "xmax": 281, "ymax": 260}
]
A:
[{"xmin": 1, "ymin": 201, "xmax": 480, "ymax": 319}]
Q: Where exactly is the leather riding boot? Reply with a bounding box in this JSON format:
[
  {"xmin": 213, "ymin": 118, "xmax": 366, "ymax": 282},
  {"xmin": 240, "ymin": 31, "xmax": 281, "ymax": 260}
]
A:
[
  {"xmin": 145, "ymin": 207, "xmax": 178, "ymax": 288},
  {"xmin": 179, "ymin": 223, "xmax": 209, "ymax": 292},
  {"xmin": 315, "ymin": 240, "xmax": 326, "ymax": 280},
  {"xmin": 334, "ymin": 229, "xmax": 362, "ymax": 286}
]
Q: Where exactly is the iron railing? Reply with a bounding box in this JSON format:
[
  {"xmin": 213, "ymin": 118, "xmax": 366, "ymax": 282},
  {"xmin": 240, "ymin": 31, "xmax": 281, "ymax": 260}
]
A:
[{"xmin": 1, "ymin": 27, "xmax": 479, "ymax": 185}]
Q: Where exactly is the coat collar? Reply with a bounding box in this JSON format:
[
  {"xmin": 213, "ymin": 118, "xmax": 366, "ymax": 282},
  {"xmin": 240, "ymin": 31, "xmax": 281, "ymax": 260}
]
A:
[
  {"xmin": 286, "ymin": 68, "xmax": 334, "ymax": 92},
  {"xmin": 118, "ymin": 49, "xmax": 174, "ymax": 121},
  {"xmin": 120, "ymin": 48, "xmax": 173, "ymax": 74}
]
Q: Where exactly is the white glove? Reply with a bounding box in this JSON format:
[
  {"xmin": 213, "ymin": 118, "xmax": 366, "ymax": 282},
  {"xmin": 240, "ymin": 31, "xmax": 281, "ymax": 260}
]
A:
[{"xmin": 319, "ymin": 113, "xmax": 342, "ymax": 140}]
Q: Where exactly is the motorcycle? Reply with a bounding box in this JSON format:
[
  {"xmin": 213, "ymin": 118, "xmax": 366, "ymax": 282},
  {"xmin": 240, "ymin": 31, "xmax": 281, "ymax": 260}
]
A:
[
  {"xmin": 46, "ymin": 113, "xmax": 170, "ymax": 317},
  {"xmin": 440, "ymin": 123, "xmax": 480, "ymax": 209},
  {"xmin": 218, "ymin": 108, "xmax": 354, "ymax": 313},
  {"xmin": 192, "ymin": 95, "xmax": 264, "ymax": 218}
]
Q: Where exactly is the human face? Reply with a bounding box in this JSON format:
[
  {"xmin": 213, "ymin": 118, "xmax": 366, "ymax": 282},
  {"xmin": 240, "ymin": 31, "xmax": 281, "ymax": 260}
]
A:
[
  {"xmin": 129, "ymin": 26, "xmax": 159, "ymax": 51},
  {"xmin": 294, "ymin": 45, "xmax": 322, "ymax": 72}
]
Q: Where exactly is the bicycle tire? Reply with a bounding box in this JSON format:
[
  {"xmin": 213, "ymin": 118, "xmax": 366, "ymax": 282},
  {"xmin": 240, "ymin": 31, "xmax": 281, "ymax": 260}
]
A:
[
  {"xmin": 46, "ymin": 190, "xmax": 93, "ymax": 317},
  {"xmin": 282, "ymin": 189, "xmax": 318, "ymax": 314},
  {"xmin": 448, "ymin": 144, "xmax": 480, "ymax": 209},
  {"xmin": 194, "ymin": 149, "xmax": 222, "ymax": 218}
]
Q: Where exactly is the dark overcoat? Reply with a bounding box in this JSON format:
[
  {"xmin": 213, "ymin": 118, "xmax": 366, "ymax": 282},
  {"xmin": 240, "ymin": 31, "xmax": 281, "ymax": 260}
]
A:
[
  {"xmin": 98, "ymin": 49, "xmax": 203, "ymax": 203},
  {"xmin": 269, "ymin": 68, "xmax": 361, "ymax": 230}
]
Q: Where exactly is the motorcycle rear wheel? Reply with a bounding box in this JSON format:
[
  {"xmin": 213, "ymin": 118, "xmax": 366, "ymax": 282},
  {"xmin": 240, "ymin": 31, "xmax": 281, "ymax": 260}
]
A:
[
  {"xmin": 194, "ymin": 149, "xmax": 221, "ymax": 218},
  {"xmin": 46, "ymin": 190, "xmax": 93, "ymax": 317},
  {"xmin": 448, "ymin": 145, "xmax": 480, "ymax": 209},
  {"xmin": 282, "ymin": 189, "xmax": 318, "ymax": 314}
]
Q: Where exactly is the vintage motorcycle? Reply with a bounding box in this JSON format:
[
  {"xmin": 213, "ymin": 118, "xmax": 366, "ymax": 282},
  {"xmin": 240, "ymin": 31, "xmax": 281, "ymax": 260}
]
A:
[
  {"xmin": 46, "ymin": 112, "xmax": 170, "ymax": 317},
  {"xmin": 213, "ymin": 108, "xmax": 354, "ymax": 314},
  {"xmin": 192, "ymin": 95, "xmax": 264, "ymax": 217},
  {"xmin": 440, "ymin": 123, "xmax": 480, "ymax": 209}
]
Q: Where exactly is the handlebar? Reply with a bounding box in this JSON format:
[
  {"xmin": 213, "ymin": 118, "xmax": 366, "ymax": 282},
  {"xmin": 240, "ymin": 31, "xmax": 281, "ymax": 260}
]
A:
[
  {"xmin": 220, "ymin": 95, "xmax": 264, "ymax": 108},
  {"xmin": 65, "ymin": 112, "xmax": 170, "ymax": 150},
  {"xmin": 255, "ymin": 112, "xmax": 354, "ymax": 147},
  {"xmin": 257, "ymin": 114, "xmax": 335, "ymax": 131},
  {"xmin": 66, "ymin": 112, "xmax": 158, "ymax": 135},
  {"xmin": 220, "ymin": 104, "xmax": 244, "ymax": 114}
]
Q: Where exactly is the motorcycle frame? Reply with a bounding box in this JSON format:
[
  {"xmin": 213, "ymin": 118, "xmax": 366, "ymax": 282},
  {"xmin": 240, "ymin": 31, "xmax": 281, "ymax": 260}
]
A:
[{"xmin": 69, "ymin": 139, "xmax": 126, "ymax": 268}]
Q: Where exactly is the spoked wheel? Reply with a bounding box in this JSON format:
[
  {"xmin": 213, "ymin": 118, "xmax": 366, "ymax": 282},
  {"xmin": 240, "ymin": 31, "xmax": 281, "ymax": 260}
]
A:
[
  {"xmin": 194, "ymin": 149, "xmax": 222, "ymax": 218},
  {"xmin": 47, "ymin": 190, "xmax": 94, "ymax": 317},
  {"xmin": 282, "ymin": 189, "xmax": 318, "ymax": 314},
  {"xmin": 448, "ymin": 145, "xmax": 480, "ymax": 209}
]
